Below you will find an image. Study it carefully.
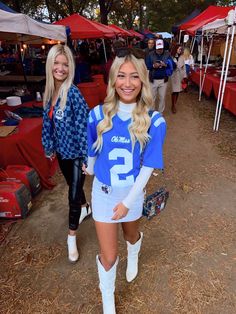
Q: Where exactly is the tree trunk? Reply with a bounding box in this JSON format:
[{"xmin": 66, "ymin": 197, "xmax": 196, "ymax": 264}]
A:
[
  {"xmin": 99, "ymin": 0, "xmax": 114, "ymax": 25},
  {"xmin": 139, "ymin": 3, "xmax": 143, "ymax": 30},
  {"xmin": 11, "ymin": 0, "xmax": 21, "ymax": 12},
  {"xmin": 99, "ymin": 0, "xmax": 108, "ymax": 24},
  {"xmin": 67, "ymin": 0, "xmax": 74, "ymax": 15}
]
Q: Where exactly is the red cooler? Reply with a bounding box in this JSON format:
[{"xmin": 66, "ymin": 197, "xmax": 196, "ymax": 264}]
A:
[{"xmin": 0, "ymin": 181, "xmax": 32, "ymax": 218}]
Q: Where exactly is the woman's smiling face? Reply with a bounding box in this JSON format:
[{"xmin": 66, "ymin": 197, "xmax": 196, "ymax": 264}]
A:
[
  {"xmin": 52, "ymin": 54, "xmax": 69, "ymax": 83},
  {"xmin": 115, "ymin": 60, "xmax": 142, "ymax": 104}
]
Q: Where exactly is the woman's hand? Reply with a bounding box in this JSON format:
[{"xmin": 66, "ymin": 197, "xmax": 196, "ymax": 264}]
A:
[
  {"xmin": 82, "ymin": 157, "xmax": 95, "ymax": 175},
  {"xmin": 82, "ymin": 163, "xmax": 90, "ymax": 175},
  {"xmin": 112, "ymin": 202, "xmax": 129, "ymax": 220},
  {"xmin": 46, "ymin": 153, "xmax": 56, "ymax": 162}
]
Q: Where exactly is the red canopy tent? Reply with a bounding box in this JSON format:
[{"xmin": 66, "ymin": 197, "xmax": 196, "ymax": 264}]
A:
[
  {"xmin": 180, "ymin": 5, "xmax": 234, "ymax": 35},
  {"xmin": 92, "ymin": 20, "xmax": 119, "ymax": 36},
  {"xmin": 128, "ymin": 29, "xmax": 144, "ymax": 39},
  {"xmin": 108, "ymin": 24, "xmax": 132, "ymax": 37},
  {"xmin": 54, "ymin": 14, "xmax": 115, "ymax": 39}
]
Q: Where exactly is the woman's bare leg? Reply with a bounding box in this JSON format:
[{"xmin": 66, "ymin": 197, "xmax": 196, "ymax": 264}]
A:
[
  {"xmin": 95, "ymin": 221, "xmax": 119, "ymax": 270},
  {"xmin": 95, "ymin": 221, "xmax": 119, "ymax": 314},
  {"xmin": 121, "ymin": 220, "xmax": 140, "ymax": 243}
]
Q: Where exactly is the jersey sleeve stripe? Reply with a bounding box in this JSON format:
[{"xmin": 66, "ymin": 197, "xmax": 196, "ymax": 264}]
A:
[
  {"xmin": 151, "ymin": 111, "xmax": 159, "ymax": 118},
  {"xmin": 89, "ymin": 112, "xmax": 94, "ymax": 123},
  {"xmin": 154, "ymin": 117, "xmax": 166, "ymax": 128},
  {"xmin": 94, "ymin": 105, "xmax": 102, "ymax": 121}
]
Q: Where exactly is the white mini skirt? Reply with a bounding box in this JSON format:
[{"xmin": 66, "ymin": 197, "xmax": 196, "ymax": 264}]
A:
[{"xmin": 92, "ymin": 177, "xmax": 144, "ymax": 223}]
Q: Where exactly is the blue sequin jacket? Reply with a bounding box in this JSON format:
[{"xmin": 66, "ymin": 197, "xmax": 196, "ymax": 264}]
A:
[{"xmin": 42, "ymin": 84, "xmax": 89, "ymax": 160}]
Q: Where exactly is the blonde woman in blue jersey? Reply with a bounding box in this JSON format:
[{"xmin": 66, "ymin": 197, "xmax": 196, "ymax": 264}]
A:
[{"xmin": 83, "ymin": 48, "xmax": 166, "ymax": 314}]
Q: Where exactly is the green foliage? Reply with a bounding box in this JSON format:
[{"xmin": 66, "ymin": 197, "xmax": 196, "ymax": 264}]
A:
[
  {"xmin": 217, "ymin": 0, "xmax": 236, "ymax": 5},
  {"xmin": 109, "ymin": 0, "xmax": 143, "ymax": 29},
  {"xmin": 3, "ymin": 0, "xmax": 91, "ymax": 21}
]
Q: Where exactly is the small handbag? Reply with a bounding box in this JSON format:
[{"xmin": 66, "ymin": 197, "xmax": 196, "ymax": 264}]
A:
[{"xmin": 142, "ymin": 187, "xmax": 169, "ymax": 220}]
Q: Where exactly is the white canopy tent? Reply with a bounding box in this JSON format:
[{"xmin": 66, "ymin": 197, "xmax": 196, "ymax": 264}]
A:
[
  {"xmin": 0, "ymin": 9, "xmax": 67, "ymax": 85},
  {"xmin": 155, "ymin": 32, "xmax": 173, "ymax": 39},
  {"xmin": 0, "ymin": 9, "xmax": 67, "ymax": 44},
  {"xmin": 201, "ymin": 9, "xmax": 236, "ymax": 131}
]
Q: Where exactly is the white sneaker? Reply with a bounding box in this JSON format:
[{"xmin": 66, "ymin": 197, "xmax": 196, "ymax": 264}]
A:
[
  {"xmin": 79, "ymin": 203, "xmax": 92, "ymax": 224},
  {"xmin": 67, "ymin": 234, "xmax": 79, "ymax": 263}
]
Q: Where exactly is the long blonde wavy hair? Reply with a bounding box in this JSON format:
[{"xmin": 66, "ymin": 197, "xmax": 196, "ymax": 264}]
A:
[
  {"xmin": 94, "ymin": 53, "xmax": 154, "ymax": 152},
  {"xmin": 43, "ymin": 44, "xmax": 75, "ymax": 110},
  {"xmin": 183, "ymin": 47, "xmax": 191, "ymax": 60}
]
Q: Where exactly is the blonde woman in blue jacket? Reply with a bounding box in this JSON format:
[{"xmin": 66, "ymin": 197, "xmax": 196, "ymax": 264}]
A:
[{"xmin": 42, "ymin": 44, "xmax": 91, "ymax": 263}]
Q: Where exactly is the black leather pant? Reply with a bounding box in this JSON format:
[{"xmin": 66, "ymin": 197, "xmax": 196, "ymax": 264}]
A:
[{"xmin": 57, "ymin": 153, "xmax": 86, "ymax": 231}]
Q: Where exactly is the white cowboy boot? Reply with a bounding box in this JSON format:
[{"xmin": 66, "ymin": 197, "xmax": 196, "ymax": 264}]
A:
[
  {"xmin": 96, "ymin": 255, "xmax": 119, "ymax": 314},
  {"xmin": 126, "ymin": 232, "xmax": 143, "ymax": 282},
  {"xmin": 79, "ymin": 203, "xmax": 92, "ymax": 224},
  {"xmin": 67, "ymin": 234, "xmax": 79, "ymax": 263}
]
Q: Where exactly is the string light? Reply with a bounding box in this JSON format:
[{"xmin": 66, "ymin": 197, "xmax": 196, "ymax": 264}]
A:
[
  {"xmin": 23, "ymin": 44, "xmax": 27, "ymax": 49},
  {"xmin": 41, "ymin": 45, "xmax": 45, "ymax": 50}
]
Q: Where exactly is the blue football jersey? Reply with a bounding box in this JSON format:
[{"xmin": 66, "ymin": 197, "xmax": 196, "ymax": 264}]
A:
[{"xmin": 87, "ymin": 105, "xmax": 166, "ymax": 187}]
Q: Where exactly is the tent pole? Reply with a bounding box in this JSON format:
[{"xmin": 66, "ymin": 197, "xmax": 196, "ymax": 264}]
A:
[
  {"xmin": 102, "ymin": 38, "xmax": 107, "ymax": 63},
  {"xmin": 215, "ymin": 24, "xmax": 235, "ymax": 131},
  {"xmin": 213, "ymin": 26, "xmax": 231, "ymax": 131},
  {"xmin": 198, "ymin": 33, "xmax": 204, "ymax": 101},
  {"xmin": 178, "ymin": 30, "xmax": 182, "ymax": 44},
  {"xmin": 190, "ymin": 36, "xmax": 196, "ymax": 54},
  {"xmin": 199, "ymin": 35, "xmax": 213, "ymax": 101},
  {"xmin": 190, "ymin": 36, "xmax": 194, "ymax": 51},
  {"xmin": 17, "ymin": 43, "xmax": 28, "ymax": 86}
]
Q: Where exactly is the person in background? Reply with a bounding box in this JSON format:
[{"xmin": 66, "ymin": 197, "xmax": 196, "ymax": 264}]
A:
[
  {"xmin": 145, "ymin": 39, "xmax": 173, "ymax": 113},
  {"xmin": 113, "ymin": 35, "xmax": 126, "ymax": 52},
  {"xmin": 144, "ymin": 38, "xmax": 156, "ymax": 61},
  {"xmin": 42, "ymin": 44, "xmax": 91, "ymax": 263},
  {"xmin": 183, "ymin": 47, "xmax": 194, "ymax": 77},
  {"xmin": 88, "ymin": 41, "xmax": 99, "ymax": 65},
  {"xmin": 156, "ymin": 34, "xmax": 170, "ymax": 51},
  {"xmin": 130, "ymin": 37, "xmax": 141, "ymax": 48},
  {"xmin": 215, "ymin": 54, "xmax": 223, "ymax": 67},
  {"xmin": 78, "ymin": 40, "xmax": 90, "ymax": 62},
  {"xmin": 83, "ymin": 47, "xmax": 166, "ymax": 314},
  {"xmin": 183, "ymin": 47, "xmax": 194, "ymax": 92},
  {"xmin": 197, "ymin": 40, "xmax": 208, "ymax": 64},
  {"xmin": 170, "ymin": 44, "xmax": 187, "ymax": 113}
]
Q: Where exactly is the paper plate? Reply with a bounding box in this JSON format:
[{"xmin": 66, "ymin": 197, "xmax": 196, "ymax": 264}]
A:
[{"xmin": 6, "ymin": 96, "xmax": 21, "ymax": 106}]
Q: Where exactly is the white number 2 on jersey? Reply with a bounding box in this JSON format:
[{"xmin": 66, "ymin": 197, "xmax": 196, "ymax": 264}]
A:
[{"xmin": 109, "ymin": 148, "xmax": 134, "ymax": 186}]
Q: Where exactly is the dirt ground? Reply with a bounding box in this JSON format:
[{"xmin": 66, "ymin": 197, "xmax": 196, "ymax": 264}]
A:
[{"xmin": 0, "ymin": 84, "xmax": 236, "ymax": 314}]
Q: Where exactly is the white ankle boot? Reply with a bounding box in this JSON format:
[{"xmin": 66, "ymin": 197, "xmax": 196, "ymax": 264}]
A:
[
  {"xmin": 96, "ymin": 255, "xmax": 119, "ymax": 314},
  {"xmin": 126, "ymin": 232, "xmax": 143, "ymax": 282},
  {"xmin": 67, "ymin": 234, "xmax": 79, "ymax": 263},
  {"xmin": 79, "ymin": 203, "xmax": 91, "ymax": 224}
]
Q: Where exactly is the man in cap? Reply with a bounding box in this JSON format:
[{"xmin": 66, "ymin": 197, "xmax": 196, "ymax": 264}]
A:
[{"xmin": 145, "ymin": 39, "xmax": 173, "ymax": 113}]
